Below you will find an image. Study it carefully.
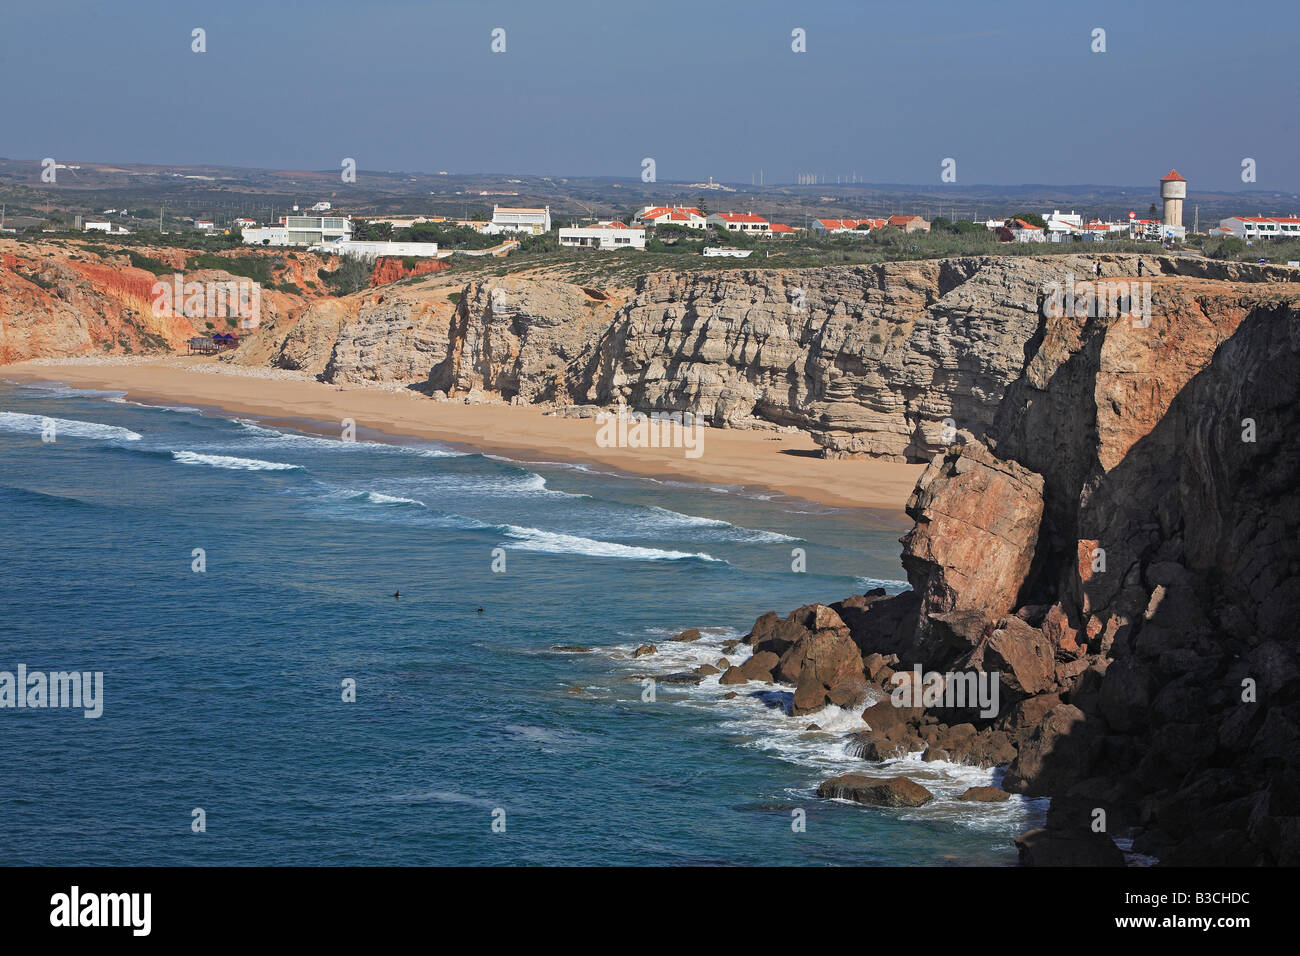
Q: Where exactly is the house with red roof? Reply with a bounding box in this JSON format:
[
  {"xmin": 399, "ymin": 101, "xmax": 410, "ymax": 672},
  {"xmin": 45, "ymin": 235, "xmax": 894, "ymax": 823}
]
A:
[
  {"xmin": 558, "ymin": 220, "xmax": 646, "ymax": 250},
  {"xmin": 635, "ymin": 206, "xmax": 707, "ymax": 229},
  {"xmin": 706, "ymin": 211, "xmax": 771, "ymax": 234},
  {"xmin": 996, "ymin": 219, "xmax": 1046, "ymax": 243},
  {"xmin": 811, "ymin": 217, "xmax": 888, "ymax": 236},
  {"xmin": 887, "ymin": 215, "xmax": 931, "ymax": 233},
  {"xmin": 1216, "ymin": 216, "xmax": 1300, "ymax": 240}
]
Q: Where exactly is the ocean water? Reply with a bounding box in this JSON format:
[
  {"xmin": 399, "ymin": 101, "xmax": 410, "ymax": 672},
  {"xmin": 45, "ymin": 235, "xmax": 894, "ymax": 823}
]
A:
[{"xmin": 0, "ymin": 380, "xmax": 1042, "ymax": 865}]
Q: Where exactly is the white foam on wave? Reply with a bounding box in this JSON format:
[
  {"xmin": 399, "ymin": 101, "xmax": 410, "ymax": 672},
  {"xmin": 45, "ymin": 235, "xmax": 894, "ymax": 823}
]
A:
[
  {"xmin": 854, "ymin": 576, "xmax": 911, "ymax": 594},
  {"xmin": 172, "ymin": 451, "xmax": 303, "ymax": 471},
  {"xmin": 358, "ymin": 490, "xmax": 425, "ymax": 507},
  {"xmin": 497, "ymin": 525, "xmax": 719, "ymax": 562},
  {"xmin": 596, "ymin": 504, "xmax": 801, "ymax": 544},
  {"xmin": 12, "ymin": 383, "xmax": 127, "ymax": 402},
  {"xmin": 233, "ymin": 419, "xmax": 464, "ymax": 458},
  {"xmin": 602, "ymin": 627, "xmax": 1045, "ymax": 834},
  {"xmin": 400, "ymin": 470, "xmax": 590, "ymax": 500},
  {"xmin": 126, "ymin": 401, "xmax": 203, "ymax": 414},
  {"xmin": 0, "ymin": 411, "xmax": 142, "ymax": 442},
  {"xmin": 607, "ymin": 627, "xmax": 746, "ymax": 670}
]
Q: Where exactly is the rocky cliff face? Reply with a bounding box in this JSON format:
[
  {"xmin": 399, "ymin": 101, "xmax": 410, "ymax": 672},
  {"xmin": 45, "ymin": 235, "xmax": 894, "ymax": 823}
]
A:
[
  {"xmin": 12, "ymin": 243, "xmax": 1290, "ymax": 478},
  {"xmin": 714, "ymin": 270, "xmax": 1300, "ymax": 865},
  {"xmin": 428, "ymin": 278, "xmax": 622, "ymax": 402},
  {"xmin": 1, "ymin": 241, "xmax": 197, "ymax": 361},
  {"xmin": 381, "ymin": 254, "xmax": 1292, "ymax": 462}
]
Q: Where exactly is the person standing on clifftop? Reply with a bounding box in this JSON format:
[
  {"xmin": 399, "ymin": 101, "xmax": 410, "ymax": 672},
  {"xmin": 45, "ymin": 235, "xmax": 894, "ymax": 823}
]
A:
[{"xmin": 1137, "ymin": 259, "xmax": 1144, "ymax": 277}]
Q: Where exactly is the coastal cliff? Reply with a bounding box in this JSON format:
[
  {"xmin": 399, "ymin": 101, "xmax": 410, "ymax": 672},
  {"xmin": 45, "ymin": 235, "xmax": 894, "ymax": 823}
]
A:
[
  {"xmin": 8, "ymin": 241, "xmax": 1292, "ymax": 469},
  {"xmin": 250, "ymin": 252, "xmax": 1295, "ymax": 463},
  {"xmin": 712, "ymin": 272, "xmax": 1300, "ymax": 866},
  {"xmin": 4, "ymin": 241, "xmax": 1298, "ymax": 864}
]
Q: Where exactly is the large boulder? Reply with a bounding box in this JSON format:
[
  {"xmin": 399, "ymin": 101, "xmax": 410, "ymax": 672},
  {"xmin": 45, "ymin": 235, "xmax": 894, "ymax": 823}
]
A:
[
  {"xmin": 958, "ymin": 786, "xmax": 1011, "ymax": 802},
  {"xmin": 775, "ymin": 605, "xmax": 852, "ymax": 683},
  {"xmin": 900, "ymin": 441, "xmax": 1045, "ymax": 639},
  {"xmin": 772, "ymin": 606, "xmax": 870, "ymax": 716},
  {"xmin": 977, "ymin": 617, "xmax": 1057, "ymax": 700},
  {"xmin": 817, "ymin": 774, "xmax": 935, "ymax": 807},
  {"xmin": 737, "ymin": 651, "xmax": 780, "ymax": 683}
]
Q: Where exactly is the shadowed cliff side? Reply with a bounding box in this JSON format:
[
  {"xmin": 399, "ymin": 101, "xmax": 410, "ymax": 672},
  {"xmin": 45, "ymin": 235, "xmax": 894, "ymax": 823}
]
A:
[{"xmin": 710, "ymin": 275, "xmax": 1300, "ymax": 865}]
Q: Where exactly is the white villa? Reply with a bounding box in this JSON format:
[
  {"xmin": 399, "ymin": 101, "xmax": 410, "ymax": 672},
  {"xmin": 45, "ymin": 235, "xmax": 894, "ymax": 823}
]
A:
[
  {"xmin": 310, "ymin": 238, "xmax": 442, "ymax": 259},
  {"xmin": 558, "ymin": 222, "xmax": 645, "ymax": 250},
  {"xmin": 1216, "ymin": 216, "xmax": 1300, "ymax": 240},
  {"xmin": 636, "ymin": 206, "xmax": 707, "ymax": 229},
  {"xmin": 242, "ymin": 215, "xmax": 351, "ymax": 247},
  {"xmin": 706, "ymin": 211, "xmax": 770, "ymax": 234},
  {"xmin": 485, "ymin": 205, "xmax": 551, "ymax": 235}
]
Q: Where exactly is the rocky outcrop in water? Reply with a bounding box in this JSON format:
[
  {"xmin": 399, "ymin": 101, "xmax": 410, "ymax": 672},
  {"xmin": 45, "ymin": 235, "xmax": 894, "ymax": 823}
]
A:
[{"xmin": 719, "ymin": 270, "xmax": 1300, "ymax": 866}]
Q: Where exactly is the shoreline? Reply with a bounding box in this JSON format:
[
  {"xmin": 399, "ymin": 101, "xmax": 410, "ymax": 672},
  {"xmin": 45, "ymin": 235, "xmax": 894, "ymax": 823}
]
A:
[{"xmin": 1, "ymin": 357, "xmax": 925, "ymax": 516}]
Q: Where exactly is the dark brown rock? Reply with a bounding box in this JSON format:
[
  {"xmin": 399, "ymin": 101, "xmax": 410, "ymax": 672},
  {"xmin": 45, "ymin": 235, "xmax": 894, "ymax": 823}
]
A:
[
  {"xmin": 817, "ymin": 774, "xmax": 935, "ymax": 807},
  {"xmin": 1002, "ymin": 703, "xmax": 1100, "ymax": 795},
  {"xmin": 1014, "ymin": 829, "xmax": 1125, "ymax": 866},
  {"xmin": 737, "ymin": 651, "xmax": 780, "ymax": 683},
  {"xmin": 958, "ymin": 786, "xmax": 1011, "ymax": 802},
  {"xmin": 788, "ymin": 628, "xmax": 869, "ymax": 716}
]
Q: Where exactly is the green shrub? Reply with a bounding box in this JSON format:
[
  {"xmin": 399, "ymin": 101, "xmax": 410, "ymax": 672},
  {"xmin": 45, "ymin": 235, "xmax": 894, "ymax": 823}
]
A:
[{"xmin": 126, "ymin": 250, "xmax": 172, "ymax": 276}]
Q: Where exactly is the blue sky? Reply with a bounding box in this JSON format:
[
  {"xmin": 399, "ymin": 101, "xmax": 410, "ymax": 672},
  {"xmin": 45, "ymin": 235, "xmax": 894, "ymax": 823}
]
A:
[{"xmin": 3, "ymin": 0, "xmax": 1297, "ymax": 189}]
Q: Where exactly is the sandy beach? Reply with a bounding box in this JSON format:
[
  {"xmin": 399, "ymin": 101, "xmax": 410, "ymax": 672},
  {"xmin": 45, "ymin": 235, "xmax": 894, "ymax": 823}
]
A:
[{"xmin": 2, "ymin": 357, "xmax": 925, "ymax": 515}]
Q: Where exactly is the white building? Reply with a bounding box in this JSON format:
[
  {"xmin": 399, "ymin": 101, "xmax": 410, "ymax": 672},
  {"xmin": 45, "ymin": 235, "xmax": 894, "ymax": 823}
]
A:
[
  {"xmin": 706, "ymin": 211, "xmax": 770, "ymax": 234},
  {"xmin": 1005, "ymin": 219, "xmax": 1046, "ymax": 242},
  {"xmin": 241, "ymin": 226, "xmax": 289, "ymax": 246},
  {"xmin": 311, "ymin": 238, "xmax": 441, "ymax": 258},
  {"xmin": 310, "ymin": 202, "xmax": 332, "ymax": 212},
  {"xmin": 83, "ymin": 221, "xmax": 112, "ymax": 233},
  {"xmin": 1043, "ymin": 210, "xmax": 1083, "ymax": 241},
  {"xmin": 1216, "ymin": 216, "xmax": 1300, "ymax": 240},
  {"xmin": 1127, "ymin": 217, "xmax": 1185, "ymax": 242},
  {"xmin": 485, "ymin": 205, "xmax": 551, "ymax": 235},
  {"xmin": 636, "ymin": 206, "xmax": 707, "ymax": 229},
  {"xmin": 1079, "ymin": 220, "xmax": 1122, "ymax": 241},
  {"xmin": 242, "ymin": 215, "xmax": 351, "ymax": 247},
  {"xmin": 558, "ymin": 223, "xmax": 645, "ymax": 250},
  {"xmin": 703, "ymin": 247, "xmax": 752, "ymax": 258}
]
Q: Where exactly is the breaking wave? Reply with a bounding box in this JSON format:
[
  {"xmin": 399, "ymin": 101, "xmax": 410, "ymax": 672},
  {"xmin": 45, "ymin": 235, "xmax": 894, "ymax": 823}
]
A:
[{"xmin": 0, "ymin": 411, "xmax": 142, "ymax": 442}]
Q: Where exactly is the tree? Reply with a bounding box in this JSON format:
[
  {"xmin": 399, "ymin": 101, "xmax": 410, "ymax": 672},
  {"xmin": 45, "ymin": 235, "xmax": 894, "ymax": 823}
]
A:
[
  {"xmin": 1148, "ymin": 203, "xmax": 1159, "ymax": 220},
  {"xmin": 1012, "ymin": 212, "xmax": 1047, "ymax": 228}
]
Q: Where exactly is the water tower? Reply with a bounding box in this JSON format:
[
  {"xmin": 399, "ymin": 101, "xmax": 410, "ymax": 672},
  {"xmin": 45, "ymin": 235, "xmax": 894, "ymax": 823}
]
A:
[{"xmin": 1160, "ymin": 169, "xmax": 1186, "ymax": 229}]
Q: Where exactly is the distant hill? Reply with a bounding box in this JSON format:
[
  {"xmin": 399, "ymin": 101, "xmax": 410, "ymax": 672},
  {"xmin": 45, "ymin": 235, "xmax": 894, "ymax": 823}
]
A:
[{"xmin": 2, "ymin": 157, "xmax": 1297, "ymax": 232}]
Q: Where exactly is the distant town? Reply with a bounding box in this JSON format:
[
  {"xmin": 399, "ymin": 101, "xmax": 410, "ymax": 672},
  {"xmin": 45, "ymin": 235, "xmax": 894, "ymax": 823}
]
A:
[{"xmin": 41, "ymin": 168, "xmax": 1300, "ymax": 266}]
